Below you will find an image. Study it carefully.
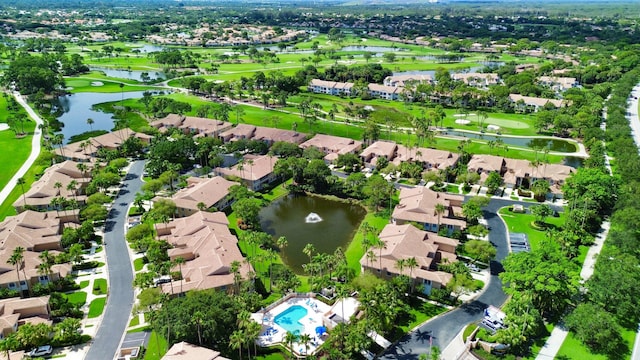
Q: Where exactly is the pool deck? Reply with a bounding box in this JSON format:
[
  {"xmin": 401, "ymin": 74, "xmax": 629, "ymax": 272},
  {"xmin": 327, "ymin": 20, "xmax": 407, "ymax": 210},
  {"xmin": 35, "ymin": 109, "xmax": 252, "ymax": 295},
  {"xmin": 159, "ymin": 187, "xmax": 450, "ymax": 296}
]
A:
[{"xmin": 252, "ymin": 295, "xmax": 331, "ymax": 356}]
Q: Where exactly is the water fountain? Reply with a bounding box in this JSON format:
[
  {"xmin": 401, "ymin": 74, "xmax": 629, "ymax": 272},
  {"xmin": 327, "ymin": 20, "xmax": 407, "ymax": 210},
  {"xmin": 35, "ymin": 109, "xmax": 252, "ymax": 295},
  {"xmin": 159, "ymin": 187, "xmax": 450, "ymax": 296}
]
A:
[{"xmin": 305, "ymin": 212, "xmax": 323, "ymax": 223}]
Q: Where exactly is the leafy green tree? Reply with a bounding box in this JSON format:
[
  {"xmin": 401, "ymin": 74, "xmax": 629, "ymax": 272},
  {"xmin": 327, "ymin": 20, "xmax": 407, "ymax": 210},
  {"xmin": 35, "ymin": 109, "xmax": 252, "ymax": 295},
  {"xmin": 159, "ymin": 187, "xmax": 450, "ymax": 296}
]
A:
[
  {"xmin": 565, "ymin": 303, "xmax": 627, "ymax": 357},
  {"xmin": 363, "ymin": 174, "xmax": 394, "ymax": 211},
  {"xmin": 462, "ymin": 196, "xmax": 490, "ymax": 225},
  {"xmin": 531, "ymin": 204, "xmax": 553, "ymax": 225},
  {"xmin": 232, "ymin": 198, "xmax": 262, "ymax": 229},
  {"xmin": 500, "ymin": 241, "xmax": 580, "ymax": 318},
  {"xmin": 484, "ymin": 172, "xmax": 503, "ymax": 194},
  {"xmin": 464, "ymin": 240, "xmax": 496, "ymax": 264},
  {"xmin": 54, "ymin": 318, "xmax": 82, "ymax": 345}
]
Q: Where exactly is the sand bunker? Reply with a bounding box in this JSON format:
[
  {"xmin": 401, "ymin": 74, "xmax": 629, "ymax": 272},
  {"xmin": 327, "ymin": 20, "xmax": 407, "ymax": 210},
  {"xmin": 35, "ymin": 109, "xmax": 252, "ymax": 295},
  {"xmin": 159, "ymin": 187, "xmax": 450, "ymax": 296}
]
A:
[
  {"xmin": 487, "ymin": 124, "xmax": 501, "ymax": 131},
  {"xmin": 0, "ymin": 124, "xmax": 9, "ymax": 131},
  {"xmin": 91, "ymin": 81, "xmax": 104, "ymax": 86},
  {"xmin": 455, "ymin": 119, "xmax": 471, "ymax": 125}
]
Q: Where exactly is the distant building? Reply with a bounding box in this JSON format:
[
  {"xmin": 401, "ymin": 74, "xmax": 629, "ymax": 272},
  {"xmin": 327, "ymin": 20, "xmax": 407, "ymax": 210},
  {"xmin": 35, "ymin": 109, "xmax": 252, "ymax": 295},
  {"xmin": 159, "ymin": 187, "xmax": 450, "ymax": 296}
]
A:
[
  {"xmin": 367, "ymin": 84, "xmax": 401, "ymax": 100},
  {"xmin": 300, "ymin": 134, "xmax": 363, "ymax": 163},
  {"xmin": 151, "ymin": 114, "xmax": 233, "ymax": 138},
  {"xmin": 308, "ymin": 79, "xmax": 354, "ymax": 96},
  {"xmin": 451, "ymin": 73, "xmax": 500, "ymax": 89},
  {"xmin": 508, "ymin": 94, "xmax": 567, "ymax": 112}
]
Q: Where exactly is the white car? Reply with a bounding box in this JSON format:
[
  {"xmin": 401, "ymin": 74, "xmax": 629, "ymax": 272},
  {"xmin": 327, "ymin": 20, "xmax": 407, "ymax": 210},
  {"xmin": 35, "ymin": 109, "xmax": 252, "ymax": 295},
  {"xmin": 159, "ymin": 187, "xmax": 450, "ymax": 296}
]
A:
[{"xmin": 28, "ymin": 345, "xmax": 53, "ymax": 357}]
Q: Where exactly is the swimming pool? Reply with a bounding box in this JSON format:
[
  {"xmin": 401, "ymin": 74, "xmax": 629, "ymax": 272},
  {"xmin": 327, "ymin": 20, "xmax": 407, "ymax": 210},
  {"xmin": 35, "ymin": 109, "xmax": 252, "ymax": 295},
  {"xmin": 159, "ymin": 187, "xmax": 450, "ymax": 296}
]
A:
[{"xmin": 274, "ymin": 305, "xmax": 308, "ymax": 334}]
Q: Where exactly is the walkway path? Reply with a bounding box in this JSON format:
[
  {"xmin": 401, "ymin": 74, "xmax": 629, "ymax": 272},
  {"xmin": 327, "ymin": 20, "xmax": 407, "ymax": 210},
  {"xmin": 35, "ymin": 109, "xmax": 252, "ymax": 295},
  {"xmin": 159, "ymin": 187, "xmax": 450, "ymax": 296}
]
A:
[
  {"xmin": 85, "ymin": 160, "xmax": 145, "ymax": 360},
  {"xmin": 0, "ymin": 92, "xmax": 43, "ymax": 208},
  {"xmin": 534, "ymin": 89, "xmax": 619, "ymax": 360}
]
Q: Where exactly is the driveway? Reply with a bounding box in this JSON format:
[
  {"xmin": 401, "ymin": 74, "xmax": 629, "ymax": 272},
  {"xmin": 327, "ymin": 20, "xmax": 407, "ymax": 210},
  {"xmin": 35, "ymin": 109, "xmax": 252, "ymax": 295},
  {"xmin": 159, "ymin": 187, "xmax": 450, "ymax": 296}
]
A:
[
  {"xmin": 85, "ymin": 160, "xmax": 145, "ymax": 360},
  {"xmin": 378, "ymin": 198, "xmax": 558, "ymax": 359}
]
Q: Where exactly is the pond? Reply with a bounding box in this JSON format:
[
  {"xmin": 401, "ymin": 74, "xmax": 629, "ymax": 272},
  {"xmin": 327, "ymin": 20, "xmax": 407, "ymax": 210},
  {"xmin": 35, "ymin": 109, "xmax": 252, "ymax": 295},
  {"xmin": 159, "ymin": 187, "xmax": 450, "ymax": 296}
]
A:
[
  {"xmin": 55, "ymin": 91, "xmax": 163, "ymax": 143},
  {"xmin": 260, "ymin": 195, "xmax": 367, "ymax": 274},
  {"xmin": 341, "ymin": 46, "xmax": 407, "ymax": 53},
  {"xmin": 442, "ymin": 130, "xmax": 577, "ymax": 153},
  {"xmin": 90, "ymin": 67, "xmax": 165, "ymax": 82},
  {"xmin": 392, "ymin": 62, "xmax": 504, "ymax": 77},
  {"xmin": 131, "ymin": 44, "xmax": 165, "ymax": 53}
]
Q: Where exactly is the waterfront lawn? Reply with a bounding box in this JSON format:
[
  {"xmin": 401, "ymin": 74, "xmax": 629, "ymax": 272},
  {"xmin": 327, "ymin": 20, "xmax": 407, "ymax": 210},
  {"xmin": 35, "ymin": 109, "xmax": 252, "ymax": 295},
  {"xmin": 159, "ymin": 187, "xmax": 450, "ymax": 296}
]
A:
[
  {"xmin": 88, "ymin": 297, "xmax": 107, "ymax": 318},
  {"xmin": 394, "ymin": 300, "xmax": 447, "ymax": 338},
  {"xmin": 498, "ymin": 206, "xmax": 566, "ymax": 252},
  {"xmin": 66, "ymin": 76, "xmax": 155, "ymax": 93}
]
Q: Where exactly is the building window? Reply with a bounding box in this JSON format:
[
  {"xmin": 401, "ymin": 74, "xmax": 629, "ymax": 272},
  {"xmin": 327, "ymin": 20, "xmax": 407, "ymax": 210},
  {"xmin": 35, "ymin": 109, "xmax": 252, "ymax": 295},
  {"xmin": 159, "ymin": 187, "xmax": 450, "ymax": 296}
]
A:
[{"xmin": 39, "ymin": 275, "xmax": 49, "ymax": 281}]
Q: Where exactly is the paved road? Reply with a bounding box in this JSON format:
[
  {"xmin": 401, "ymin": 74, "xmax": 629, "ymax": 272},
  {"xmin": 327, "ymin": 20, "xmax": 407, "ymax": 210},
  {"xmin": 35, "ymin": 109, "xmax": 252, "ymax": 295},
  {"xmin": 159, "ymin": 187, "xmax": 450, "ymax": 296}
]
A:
[
  {"xmin": 378, "ymin": 199, "xmax": 558, "ymax": 359},
  {"xmin": 0, "ymin": 92, "xmax": 43, "ymax": 208},
  {"xmin": 85, "ymin": 160, "xmax": 144, "ymax": 360}
]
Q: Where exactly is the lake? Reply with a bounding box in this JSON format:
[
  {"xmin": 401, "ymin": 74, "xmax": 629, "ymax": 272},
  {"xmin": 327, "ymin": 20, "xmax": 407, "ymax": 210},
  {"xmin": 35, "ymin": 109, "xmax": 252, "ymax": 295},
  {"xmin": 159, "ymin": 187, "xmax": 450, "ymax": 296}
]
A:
[
  {"xmin": 55, "ymin": 91, "xmax": 163, "ymax": 143},
  {"xmin": 442, "ymin": 130, "xmax": 577, "ymax": 153},
  {"xmin": 90, "ymin": 67, "xmax": 165, "ymax": 82},
  {"xmin": 260, "ymin": 195, "xmax": 366, "ymax": 274}
]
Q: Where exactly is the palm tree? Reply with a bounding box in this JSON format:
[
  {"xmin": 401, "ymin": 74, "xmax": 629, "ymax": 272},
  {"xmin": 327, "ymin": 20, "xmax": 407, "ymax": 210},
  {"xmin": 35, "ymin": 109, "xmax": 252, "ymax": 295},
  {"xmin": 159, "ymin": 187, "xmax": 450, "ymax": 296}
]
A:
[
  {"xmin": 192, "ymin": 311, "xmax": 205, "ymax": 345},
  {"xmin": 67, "ymin": 180, "xmax": 79, "ymax": 202},
  {"xmin": 375, "ymin": 238, "xmax": 386, "ymax": 272},
  {"xmin": 406, "ymin": 257, "xmax": 418, "ymax": 292},
  {"xmin": 435, "ymin": 203, "xmax": 447, "ymax": 231},
  {"xmin": 366, "ymin": 250, "xmax": 377, "ymax": 270},
  {"xmin": 303, "ymin": 243, "xmax": 315, "ymax": 264},
  {"xmin": 230, "ymin": 330, "xmax": 244, "ymax": 360},
  {"xmin": 395, "ymin": 258, "xmax": 406, "ymax": 276},
  {"xmin": 174, "ymin": 257, "xmax": 185, "ymax": 294},
  {"xmin": 54, "ymin": 181, "xmax": 63, "ymax": 196},
  {"xmin": 264, "ymin": 249, "xmax": 276, "ymax": 292},
  {"xmin": 276, "ymin": 236, "xmax": 288, "ymax": 251},
  {"xmin": 299, "ymin": 333, "xmax": 312, "ymax": 355},
  {"xmin": 38, "ymin": 250, "xmax": 54, "ymax": 283},
  {"xmin": 16, "ymin": 177, "xmax": 27, "ymax": 208},
  {"xmin": 7, "ymin": 252, "xmax": 23, "ymax": 298},
  {"xmin": 12, "ymin": 247, "xmax": 28, "ymax": 296},
  {"xmin": 86, "ymin": 118, "xmax": 94, "ymax": 131},
  {"xmin": 284, "ymin": 331, "xmax": 298, "ymax": 352}
]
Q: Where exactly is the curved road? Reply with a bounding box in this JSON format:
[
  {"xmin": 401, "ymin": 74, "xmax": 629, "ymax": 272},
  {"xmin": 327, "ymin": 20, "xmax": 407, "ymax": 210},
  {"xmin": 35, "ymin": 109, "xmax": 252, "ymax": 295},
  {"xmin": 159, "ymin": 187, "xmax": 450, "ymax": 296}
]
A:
[
  {"xmin": 379, "ymin": 199, "xmax": 558, "ymax": 359},
  {"xmin": 0, "ymin": 92, "xmax": 43, "ymax": 207},
  {"xmin": 85, "ymin": 160, "xmax": 144, "ymax": 360}
]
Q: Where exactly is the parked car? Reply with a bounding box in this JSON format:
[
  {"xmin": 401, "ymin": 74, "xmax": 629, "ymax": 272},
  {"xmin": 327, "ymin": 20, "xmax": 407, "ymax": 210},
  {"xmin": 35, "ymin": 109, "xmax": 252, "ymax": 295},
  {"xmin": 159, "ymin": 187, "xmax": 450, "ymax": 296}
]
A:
[{"xmin": 28, "ymin": 345, "xmax": 53, "ymax": 357}]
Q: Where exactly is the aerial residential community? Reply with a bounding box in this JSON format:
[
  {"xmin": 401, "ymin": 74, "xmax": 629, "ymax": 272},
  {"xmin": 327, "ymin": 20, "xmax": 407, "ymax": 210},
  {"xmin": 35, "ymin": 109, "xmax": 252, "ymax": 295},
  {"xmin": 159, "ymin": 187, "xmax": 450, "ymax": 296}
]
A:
[{"xmin": 0, "ymin": 0, "xmax": 639, "ymax": 359}]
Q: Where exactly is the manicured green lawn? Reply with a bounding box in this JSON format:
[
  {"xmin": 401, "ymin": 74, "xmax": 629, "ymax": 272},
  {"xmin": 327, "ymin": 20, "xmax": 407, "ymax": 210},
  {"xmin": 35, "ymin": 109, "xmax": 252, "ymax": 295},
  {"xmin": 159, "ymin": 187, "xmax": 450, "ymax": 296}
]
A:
[
  {"xmin": 92, "ymin": 278, "xmax": 107, "ymax": 295},
  {"xmin": 0, "ymin": 105, "xmax": 36, "ymax": 205},
  {"xmin": 498, "ymin": 206, "xmax": 566, "ymax": 252},
  {"xmin": 88, "ymin": 297, "xmax": 107, "ymax": 318},
  {"xmin": 78, "ymin": 280, "xmax": 90, "ymax": 289},
  {"xmin": 129, "ymin": 315, "xmax": 140, "ymax": 328},
  {"xmin": 65, "ymin": 75, "xmax": 155, "ymax": 93},
  {"xmin": 64, "ymin": 291, "xmax": 88, "ymax": 306},
  {"xmin": 399, "ymin": 301, "xmax": 447, "ymax": 334},
  {"xmin": 144, "ymin": 331, "xmax": 168, "ymax": 360},
  {"xmin": 134, "ymin": 258, "xmax": 145, "ymax": 272},
  {"xmin": 0, "ymin": 151, "xmax": 51, "ymax": 221},
  {"xmin": 556, "ymin": 327, "xmax": 635, "ymax": 360}
]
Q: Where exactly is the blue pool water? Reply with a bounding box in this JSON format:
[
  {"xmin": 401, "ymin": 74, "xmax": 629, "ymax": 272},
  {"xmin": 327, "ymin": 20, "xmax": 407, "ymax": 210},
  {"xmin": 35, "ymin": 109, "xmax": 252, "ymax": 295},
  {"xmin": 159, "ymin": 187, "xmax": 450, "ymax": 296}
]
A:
[{"xmin": 274, "ymin": 305, "xmax": 308, "ymax": 334}]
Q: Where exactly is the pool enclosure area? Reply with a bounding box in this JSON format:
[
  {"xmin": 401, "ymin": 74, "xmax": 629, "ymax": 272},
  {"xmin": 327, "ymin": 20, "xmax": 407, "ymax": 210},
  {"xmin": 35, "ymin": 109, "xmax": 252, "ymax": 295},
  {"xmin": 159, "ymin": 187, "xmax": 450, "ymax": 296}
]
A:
[{"xmin": 251, "ymin": 293, "xmax": 360, "ymax": 357}]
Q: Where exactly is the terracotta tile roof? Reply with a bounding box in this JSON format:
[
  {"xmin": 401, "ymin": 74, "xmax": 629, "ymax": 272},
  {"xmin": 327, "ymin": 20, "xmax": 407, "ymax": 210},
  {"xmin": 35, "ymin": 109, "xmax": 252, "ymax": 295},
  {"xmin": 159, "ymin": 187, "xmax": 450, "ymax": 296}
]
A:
[
  {"xmin": 14, "ymin": 160, "xmax": 89, "ymax": 209},
  {"xmin": 300, "ymin": 134, "xmax": 362, "ymax": 158},
  {"xmin": 393, "ymin": 187, "xmax": 466, "ymax": 229},
  {"xmin": 360, "ymin": 141, "xmax": 398, "ymax": 162},
  {"xmin": 509, "ymin": 94, "xmax": 566, "ymax": 108},
  {"xmin": 214, "ymin": 154, "xmax": 275, "ymax": 182},
  {"xmin": 163, "ymin": 342, "xmax": 229, "ymax": 360},
  {"xmin": 360, "ymin": 224, "xmax": 456, "ymax": 286},
  {"xmin": 157, "ymin": 212, "xmax": 252, "ymax": 294},
  {"xmin": 467, "ymin": 155, "xmax": 506, "ymax": 173},
  {"xmin": 154, "ymin": 176, "xmax": 238, "ymax": 212}
]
